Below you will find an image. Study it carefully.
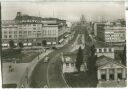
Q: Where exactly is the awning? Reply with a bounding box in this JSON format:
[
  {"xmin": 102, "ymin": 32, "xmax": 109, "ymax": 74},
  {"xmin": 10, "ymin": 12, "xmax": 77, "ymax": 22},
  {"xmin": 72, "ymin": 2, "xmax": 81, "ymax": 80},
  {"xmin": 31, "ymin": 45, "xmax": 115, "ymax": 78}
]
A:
[
  {"xmin": 23, "ymin": 43, "xmax": 27, "ymax": 46},
  {"xmin": 52, "ymin": 42, "xmax": 56, "ymax": 44},
  {"xmin": 59, "ymin": 39, "xmax": 64, "ymax": 43},
  {"xmin": 47, "ymin": 42, "xmax": 51, "ymax": 45},
  {"xmin": 2, "ymin": 44, "xmax": 8, "ymax": 47},
  {"xmin": 28, "ymin": 43, "xmax": 32, "ymax": 46}
]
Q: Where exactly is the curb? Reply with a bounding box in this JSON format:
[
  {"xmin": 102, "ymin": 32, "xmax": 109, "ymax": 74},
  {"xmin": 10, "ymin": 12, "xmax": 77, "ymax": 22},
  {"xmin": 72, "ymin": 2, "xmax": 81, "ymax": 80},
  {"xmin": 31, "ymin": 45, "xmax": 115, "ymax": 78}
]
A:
[{"xmin": 17, "ymin": 50, "xmax": 53, "ymax": 88}]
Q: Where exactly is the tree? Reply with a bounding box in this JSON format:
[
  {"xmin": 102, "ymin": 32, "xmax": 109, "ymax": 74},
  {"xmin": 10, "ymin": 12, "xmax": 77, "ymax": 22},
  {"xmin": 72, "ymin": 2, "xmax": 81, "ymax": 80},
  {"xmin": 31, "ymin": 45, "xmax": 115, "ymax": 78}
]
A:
[
  {"xmin": 9, "ymin": 40, "xmax": 15, "ymax": 49},
  {"xmin": 18, "ymin": 42, "xmax": 23, "ymax": 48},
  {"xmin": 86, "ymin": 45, "xmax": 98, "ymax": 84},
  {"xmin": 75, "ymin": 46, "xmax": 84, "ymax": 72},
  {"xmin": 86, "ymin": 45, "xmax": 96, "ymax": 72}
]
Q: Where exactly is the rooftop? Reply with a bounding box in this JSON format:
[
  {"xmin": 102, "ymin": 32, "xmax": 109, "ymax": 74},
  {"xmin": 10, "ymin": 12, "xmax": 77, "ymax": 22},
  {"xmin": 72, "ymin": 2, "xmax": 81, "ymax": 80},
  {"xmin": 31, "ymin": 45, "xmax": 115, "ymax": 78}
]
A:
[
  {"xmin": 96, "ymin": 55, "xmax": 125, "ymax": 68},
  {"xmin": 62, "ymin": 52, "xmax": 76, "ymax": 63}
]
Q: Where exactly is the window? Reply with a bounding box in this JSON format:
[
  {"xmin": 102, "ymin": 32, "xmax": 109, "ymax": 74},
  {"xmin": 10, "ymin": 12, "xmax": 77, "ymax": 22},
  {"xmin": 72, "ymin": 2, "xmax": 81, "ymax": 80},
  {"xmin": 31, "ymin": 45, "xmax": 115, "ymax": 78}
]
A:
[
  {"xmin": 14, "ymin": 31, "xmax": 17, "ymax": 34},
  {"xmin": 9, "ymin": 31, "xmax": 12, "ymax": 34},
  {"xmin": 4, "ymin": 31, "xmax": 7, "ymax": 34},
  {"xmin": 24, "ymin": 31, "xmax": 27, "ymax": 34},
  {"xmin": 4, "ymin": 35, "xmax": 7, "ymax": 38},
  {"xmin": 101, "ymin": 74, "xmax": 106, "ymax": 81},
  {"xmin": 33, "ymin": 24, "xmax": 36, "ymax": 26},
  {"xmin": 66, "ymin": 63, "xmax": 69, "ymax": 66},
  {"xmin": 9, "ymin": 35, "xmax": 12, "ymax": 38},
  {"xmin": 104, "ymin": 48, "xmax": 107, "ymax": 52},
  {"xmin": 19, "ymin": 31, "xmax": 22, "ymax": 34},
  {"xmin": 28, "ymin": 31, "xmax": 32, "ymax": 35},
  {"xmin": 33, "ymin": 28, "xmax": 36, "ymax": 30},
  {"xmin": 109, "ymin": 48, "xmax": 112, "ymax": 52},
  {"xmin": 14, "ymin": 35, "xmax": 17, "ymax": 38},
  {"xmin": 19, "ymin": 35, "xmax": 22, "ymax": 37}
]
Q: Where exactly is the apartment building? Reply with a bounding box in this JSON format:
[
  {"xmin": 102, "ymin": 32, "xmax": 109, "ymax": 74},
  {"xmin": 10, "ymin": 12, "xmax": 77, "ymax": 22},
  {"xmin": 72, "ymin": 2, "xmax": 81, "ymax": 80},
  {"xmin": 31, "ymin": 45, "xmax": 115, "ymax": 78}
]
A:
[
  {"xmin": 2, "ymin": 12, "xmax": 68, "ymax": 47},
  {"xmin": 93, "ymin": 20, "xmax": 126, "ymax": 45},
  {"xmin": 104, "ymin": 26, "xmax": 125, "ymax": 45}
]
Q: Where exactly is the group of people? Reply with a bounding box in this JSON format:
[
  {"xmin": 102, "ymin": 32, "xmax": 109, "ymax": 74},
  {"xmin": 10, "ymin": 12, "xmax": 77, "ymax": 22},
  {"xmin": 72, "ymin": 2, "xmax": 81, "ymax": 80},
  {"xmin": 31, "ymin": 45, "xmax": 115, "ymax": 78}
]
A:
[{"xmin": 8, "ymin": 64, "xmax": 14, "ymax": 72}]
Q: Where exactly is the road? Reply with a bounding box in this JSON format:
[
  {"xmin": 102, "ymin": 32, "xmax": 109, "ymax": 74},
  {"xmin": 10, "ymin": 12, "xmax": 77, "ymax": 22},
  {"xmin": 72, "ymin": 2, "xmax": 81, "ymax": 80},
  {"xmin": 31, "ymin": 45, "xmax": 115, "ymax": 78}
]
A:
[{"xmin": 30, "ymin": 32, "xmax": 78, "ymax": 88}]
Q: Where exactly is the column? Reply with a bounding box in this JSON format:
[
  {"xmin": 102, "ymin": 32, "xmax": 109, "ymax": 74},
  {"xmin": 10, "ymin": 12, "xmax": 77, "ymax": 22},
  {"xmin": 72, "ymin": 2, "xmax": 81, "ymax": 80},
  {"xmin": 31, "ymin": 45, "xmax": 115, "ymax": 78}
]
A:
[
  {"xmin": 97, "ymin": 69, "xmax": 101, "ymax": 80},
  {"xmin": 122, "ymin": 68, "xmax": 126, "ymax": 79},
  {"xmin": 106, "ymin": 69, "xmax": 109, "ymax": 81},
  {"xmin": 114, "ymin": 68, "xmax": 118, "ymax": 81}
]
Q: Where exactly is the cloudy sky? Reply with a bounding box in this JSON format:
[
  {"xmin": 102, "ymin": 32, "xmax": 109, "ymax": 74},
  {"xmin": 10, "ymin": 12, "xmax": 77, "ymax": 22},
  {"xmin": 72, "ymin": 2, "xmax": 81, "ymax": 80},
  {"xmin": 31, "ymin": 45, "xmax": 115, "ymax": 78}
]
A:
[{"xmin": 1, "ymin": 1, "xmax": 125, "ymax": 22}]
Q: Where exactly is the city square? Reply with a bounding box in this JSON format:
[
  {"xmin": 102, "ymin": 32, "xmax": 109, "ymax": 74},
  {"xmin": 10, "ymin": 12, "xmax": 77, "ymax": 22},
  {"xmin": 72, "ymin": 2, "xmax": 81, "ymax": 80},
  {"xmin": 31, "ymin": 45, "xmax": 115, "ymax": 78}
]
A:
[{"xmin": 0, "ymin": 1, "xmax": 127, "ymax": 88}]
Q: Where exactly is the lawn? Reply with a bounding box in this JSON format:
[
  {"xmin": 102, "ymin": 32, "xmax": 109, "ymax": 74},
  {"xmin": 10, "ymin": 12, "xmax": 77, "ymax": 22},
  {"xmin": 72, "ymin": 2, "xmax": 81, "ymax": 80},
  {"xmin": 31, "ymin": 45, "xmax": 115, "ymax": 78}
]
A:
[
  {"xmin": 2, "ymin": 49, "xmax": 39, "ymax": 63},
  {"xmin": 64, "ymin": 71, "xmax": 98, "ymax": 88}
]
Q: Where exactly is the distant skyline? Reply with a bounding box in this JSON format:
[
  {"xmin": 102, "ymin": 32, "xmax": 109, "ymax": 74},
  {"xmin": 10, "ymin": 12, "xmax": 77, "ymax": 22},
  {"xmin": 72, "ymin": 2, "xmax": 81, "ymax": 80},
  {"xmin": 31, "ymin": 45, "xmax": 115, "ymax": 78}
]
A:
[{"xmin": 2, "ymin": 1, "xmax": 125, "ymax": 22}]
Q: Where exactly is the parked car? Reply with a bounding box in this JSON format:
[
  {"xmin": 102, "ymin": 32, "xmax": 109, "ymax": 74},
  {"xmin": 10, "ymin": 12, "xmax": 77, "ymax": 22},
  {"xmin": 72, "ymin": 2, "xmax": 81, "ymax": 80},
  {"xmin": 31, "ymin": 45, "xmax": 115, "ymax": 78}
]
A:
[{"xmin": 44, "ymin": 56, "xmax": 49, "ymax": 63}]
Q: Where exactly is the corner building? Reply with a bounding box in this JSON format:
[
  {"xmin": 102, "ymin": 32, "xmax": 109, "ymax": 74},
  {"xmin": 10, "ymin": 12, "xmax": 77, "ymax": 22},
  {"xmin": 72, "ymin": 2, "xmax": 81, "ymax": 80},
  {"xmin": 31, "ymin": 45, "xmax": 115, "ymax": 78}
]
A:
[{"xmin": 2, "ymin": 12, "xmax": 68, "ymax": 47}]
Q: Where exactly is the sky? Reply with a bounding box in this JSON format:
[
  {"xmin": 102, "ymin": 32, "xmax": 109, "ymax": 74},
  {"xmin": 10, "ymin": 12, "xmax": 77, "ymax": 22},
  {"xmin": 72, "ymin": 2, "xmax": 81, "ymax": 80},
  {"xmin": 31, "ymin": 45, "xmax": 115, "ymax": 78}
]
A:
[{"xmin": 1, "ymin": 1, "xmax": 125, "ymax": 22}]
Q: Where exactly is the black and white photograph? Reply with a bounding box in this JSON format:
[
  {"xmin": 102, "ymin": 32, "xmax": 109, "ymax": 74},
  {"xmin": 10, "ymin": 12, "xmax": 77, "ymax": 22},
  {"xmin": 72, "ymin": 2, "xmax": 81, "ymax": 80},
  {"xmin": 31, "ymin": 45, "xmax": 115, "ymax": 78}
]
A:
[{"xmin": 0, "ymin": 0, "xmax": 127, "ymax": 88}]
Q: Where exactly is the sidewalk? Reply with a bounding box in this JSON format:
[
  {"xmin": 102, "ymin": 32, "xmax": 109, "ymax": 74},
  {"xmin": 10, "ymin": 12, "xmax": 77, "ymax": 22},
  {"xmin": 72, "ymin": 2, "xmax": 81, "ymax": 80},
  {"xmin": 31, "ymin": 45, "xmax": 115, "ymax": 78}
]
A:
[
  {"xmin": 2, "ymin": 63, "xmax": 29, "ymax": 85},
  {"xmin": 17, "ymin": 49, "xmax": 53, "ymax": 88}
]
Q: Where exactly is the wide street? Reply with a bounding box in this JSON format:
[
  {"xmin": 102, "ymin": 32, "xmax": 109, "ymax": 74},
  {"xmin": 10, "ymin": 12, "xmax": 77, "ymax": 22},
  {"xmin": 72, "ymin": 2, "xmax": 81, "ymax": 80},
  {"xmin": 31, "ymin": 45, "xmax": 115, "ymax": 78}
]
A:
[{"xmin": 30, "ymin": 32, "xmax": 79, "ymax": 88}]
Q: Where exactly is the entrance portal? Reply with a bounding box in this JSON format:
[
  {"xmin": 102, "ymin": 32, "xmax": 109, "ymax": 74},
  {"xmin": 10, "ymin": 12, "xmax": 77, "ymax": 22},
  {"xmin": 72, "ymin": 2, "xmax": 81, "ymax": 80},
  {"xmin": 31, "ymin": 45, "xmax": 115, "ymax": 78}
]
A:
[
  {"xmin": 101, "ymin": 74, "xmax": 106, "ymax": 81},
  {"xmin": 118, "ymin": 73, "xmax": 122, "ymax": 80},
  {"xmin": 109, "ymin": 74, "xmax": 114, "ymax": 80}
]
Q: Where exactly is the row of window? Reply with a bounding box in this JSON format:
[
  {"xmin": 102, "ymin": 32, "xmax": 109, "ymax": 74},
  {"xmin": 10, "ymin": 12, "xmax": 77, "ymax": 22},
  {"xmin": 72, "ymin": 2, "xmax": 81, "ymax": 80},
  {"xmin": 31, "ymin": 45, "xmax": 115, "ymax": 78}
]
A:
[
  {"xmin": 66, "ymin": 63, "xmax": 74, "ymax": 67},
  {"xmin": 105, "ymin": 34, "xmax": 125, "ymax": 37},
  {"xmin": 97, "ymin": 48, "xmax": 113, "ymax": 53}
]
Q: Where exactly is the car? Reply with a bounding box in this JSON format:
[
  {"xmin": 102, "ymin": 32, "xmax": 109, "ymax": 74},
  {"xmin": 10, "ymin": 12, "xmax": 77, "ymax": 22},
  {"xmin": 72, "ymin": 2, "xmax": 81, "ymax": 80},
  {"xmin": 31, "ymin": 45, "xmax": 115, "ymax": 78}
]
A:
[
  {"xmin": 52, "ymin": 46, "xmax": 59, "ymax": 50},
  {"xmin": 44, "ymin": 56, "xmax": 49, "ymax": 63}
]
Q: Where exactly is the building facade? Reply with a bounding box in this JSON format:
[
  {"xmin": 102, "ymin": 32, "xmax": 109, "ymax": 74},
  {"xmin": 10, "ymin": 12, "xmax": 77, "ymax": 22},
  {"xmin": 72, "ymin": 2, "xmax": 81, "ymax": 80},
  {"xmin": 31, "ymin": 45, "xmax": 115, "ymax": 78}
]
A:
[
  {"xmin": 93, "ymin": 20, "xmax": 126, "ymax": 45},
  {"xmin": 93, "ymin": 23, "xmax": 106, "ymax": 41},
  {"xmin": 62, "ymin": 52, "xmax": 86, "ymax": 73},
  {"xmin": 104, "ymin": 26, "xmax": 126, "ymax": 45},
  {"xmin": 2, "ymin": 12, "xmax": 68, "ymax": 47},
  {"xmin": 96, "ymin": 55, "xmax": 126, "ymax": 87},
  {"xmin": 95, "ymin": 47, "xmax": 115, "ymax": 59}
]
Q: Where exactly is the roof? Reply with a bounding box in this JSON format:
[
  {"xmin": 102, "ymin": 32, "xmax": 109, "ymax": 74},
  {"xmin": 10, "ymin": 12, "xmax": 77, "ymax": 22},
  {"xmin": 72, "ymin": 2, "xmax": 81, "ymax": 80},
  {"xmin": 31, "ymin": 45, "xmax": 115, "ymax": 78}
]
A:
[
  {"xmin": 15, "ymin": 15, "xmax": 42, "ymax": 21},
  {"xmin": 96, "ymin": 55, "xmax": 125, "ymax": 69},
  {"xmin": 62, "ymin": 52, "xmax": 76, "ymax": 63},
  {"xmin": 15, "ymin": 15, "xmax": 60, "ymax": 21}
]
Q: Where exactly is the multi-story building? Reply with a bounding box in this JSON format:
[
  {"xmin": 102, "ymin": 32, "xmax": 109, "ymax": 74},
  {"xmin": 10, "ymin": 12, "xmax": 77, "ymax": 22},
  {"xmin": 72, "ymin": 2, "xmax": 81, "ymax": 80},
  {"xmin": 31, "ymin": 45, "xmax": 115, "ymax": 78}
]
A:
[
  {"xmin": 96, "ymin": 55, "xmax": 126, "ymax": 87},
  {"xmin": 104, "ymin": 26, "xmax": 125, "ymax": 45},
  {"xmin": 93, "ymin": 22, "xmax": 106, "ymax": 41},
  {"xmin": 2, "ymin": 20, "xmax": 19, "ymax": 47},
  {"xmin": 93, "ymin": 20, "xmax": 126, "ymax": 45},
  {"xmin": 2, "ymin": 12, "xmax": 68, "ymax": 47}
]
